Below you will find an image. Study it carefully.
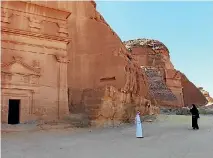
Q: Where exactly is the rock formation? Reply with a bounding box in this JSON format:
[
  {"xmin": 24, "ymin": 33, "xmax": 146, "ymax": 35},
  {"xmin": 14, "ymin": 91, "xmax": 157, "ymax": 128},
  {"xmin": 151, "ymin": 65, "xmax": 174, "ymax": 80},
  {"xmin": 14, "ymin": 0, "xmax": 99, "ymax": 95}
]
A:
[
  {"xmin": 142, "ymin": 66, "xmax": 178, "ymax": 106},
  {"xmin": 63, "ymin": 2, "xmax": 158, "ymax": 125},
  {"xmin": 181, "ymin": 74, "xmax": 208, "ymax": 106},
  {"xmin": 0, "ymin": 1, "xmax": 207, "ymax": 125},
  {"xmin": 198, "ymin": 87, "xmax": 213, "ymax": 105},
  {"xmin": 1, "ymin": 1, "xmax": 157, "ymax": 125},
  {"xmin": 124, "ymin": 39, "xmax": 184, "ymax": 107},
  {"xmin": 123, "ymin": 39, "xmax": 207, "ymax": 107},
  {"xmin": 1, "ymin": 1, "xmax": 71, "ymax": 123}
]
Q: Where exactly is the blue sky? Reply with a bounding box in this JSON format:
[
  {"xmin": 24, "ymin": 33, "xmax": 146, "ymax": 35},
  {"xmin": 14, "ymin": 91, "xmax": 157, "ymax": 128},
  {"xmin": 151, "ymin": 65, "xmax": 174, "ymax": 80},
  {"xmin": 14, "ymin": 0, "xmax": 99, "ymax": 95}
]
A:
[{"xmin": 96, "ymin": 1, "xmax": 213, "ymax": 97}]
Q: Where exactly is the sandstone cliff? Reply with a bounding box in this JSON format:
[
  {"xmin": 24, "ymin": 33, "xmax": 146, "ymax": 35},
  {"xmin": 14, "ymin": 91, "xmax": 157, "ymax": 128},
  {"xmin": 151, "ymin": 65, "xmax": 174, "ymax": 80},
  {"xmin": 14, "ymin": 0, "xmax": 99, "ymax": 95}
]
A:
[
  {"xmin": 1, "ymin": 1, "xmax": 207, "ymax": 125},
  {"xmin": 124, "ymin": 39, "xmax": 183, "ymax": 107},
  {"xmin": 124, "ymin": 39, "xmax": 207, "ymax": 107},
  {"xmin": 41, "ymin": 1, "xmax": 157, "ymax": 124},
  {"xmin": 1, "ymin": 1, "xmax": 73, "ymax": 123},
  {"xmin": 198, "ymin": 87, "xmax": 213, "ymax": 105},
  {"xmin": 27, "ymin": 1, "xmax": 205, "ymax": 121},
  {"xmin": 180, "ymin": 74, "xmax": 207, "ymax": 106},
  {"xmin": 1, "ymin": 0, "xmax": 153, "ymax": 125}
]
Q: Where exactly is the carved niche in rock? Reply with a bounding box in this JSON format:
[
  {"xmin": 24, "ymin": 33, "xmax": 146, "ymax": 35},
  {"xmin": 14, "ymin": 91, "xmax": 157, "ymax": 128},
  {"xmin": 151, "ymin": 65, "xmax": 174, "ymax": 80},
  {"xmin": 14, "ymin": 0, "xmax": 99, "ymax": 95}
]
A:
[{"xmin": 1, "ymin": 56, "xmax": 41, "ymax": 86}]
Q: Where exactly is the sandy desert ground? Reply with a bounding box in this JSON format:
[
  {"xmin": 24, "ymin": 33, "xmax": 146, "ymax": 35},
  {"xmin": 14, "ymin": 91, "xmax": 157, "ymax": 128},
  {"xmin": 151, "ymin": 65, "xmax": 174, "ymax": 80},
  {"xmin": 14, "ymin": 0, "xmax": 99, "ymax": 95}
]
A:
[{"xmin": 1, "ymin": 115, "xmax": 213, "ymax": 158}]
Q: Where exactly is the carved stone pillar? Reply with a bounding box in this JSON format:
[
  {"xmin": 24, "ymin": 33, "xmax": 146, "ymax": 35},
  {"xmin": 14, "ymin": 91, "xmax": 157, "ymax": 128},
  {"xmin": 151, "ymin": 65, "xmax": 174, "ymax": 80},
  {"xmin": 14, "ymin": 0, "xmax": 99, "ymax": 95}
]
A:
[{"xmin": 55, "ymin": 55, "xmax": 70, "ymax": 118}]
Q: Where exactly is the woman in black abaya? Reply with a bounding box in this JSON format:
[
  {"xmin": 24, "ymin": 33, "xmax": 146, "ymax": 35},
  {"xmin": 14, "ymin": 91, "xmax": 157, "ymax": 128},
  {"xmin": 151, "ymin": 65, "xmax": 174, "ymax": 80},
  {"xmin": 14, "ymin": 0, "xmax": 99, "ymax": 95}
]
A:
[{"xmin": 190, "ymin": 104, "xmax": 200, "ymax": 130}]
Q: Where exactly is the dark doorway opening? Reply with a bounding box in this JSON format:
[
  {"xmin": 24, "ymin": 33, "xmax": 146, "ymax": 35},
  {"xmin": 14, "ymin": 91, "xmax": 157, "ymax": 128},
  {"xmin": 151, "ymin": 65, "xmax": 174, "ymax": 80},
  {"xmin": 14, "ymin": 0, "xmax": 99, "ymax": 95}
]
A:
[{"xmin": 8, "ymin": 99, "xmax": 20, "ymax": 124}]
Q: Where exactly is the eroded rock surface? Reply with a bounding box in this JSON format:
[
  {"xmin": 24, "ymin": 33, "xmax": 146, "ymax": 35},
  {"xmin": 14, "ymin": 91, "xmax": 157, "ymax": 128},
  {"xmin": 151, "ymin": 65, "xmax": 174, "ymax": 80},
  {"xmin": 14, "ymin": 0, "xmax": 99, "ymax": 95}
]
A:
[
  {"xmin": 198, "ymin": 87, "xmax": 213, "ymax": 105},
  {"xmin": 1, "ymin": 1, "xmax": 71, "ymax": 123},
  {"xmin": 0, "ymin": 1, "xmax": 157, "ymax": 125},
  {"xmin": 124, "ymin": 38, "xmax": 207, "ymax": 108},
  {"xmin": 142, "ymin": 66, "xmax": 178, "ymax": 107},
  {"xmin": 1, "ymin": 1, "xmax": 207, "ymax": 125},
  {"xmin": 61, "ymin": 2, "xmax": 159, "ymax": 124},
  {"xmin": 181, "ymin": 74, "xmax": 207, "ymax": 106},
  {"xmin": 124, "ymin": 39, "xmax": 184, "ymax": 107}
]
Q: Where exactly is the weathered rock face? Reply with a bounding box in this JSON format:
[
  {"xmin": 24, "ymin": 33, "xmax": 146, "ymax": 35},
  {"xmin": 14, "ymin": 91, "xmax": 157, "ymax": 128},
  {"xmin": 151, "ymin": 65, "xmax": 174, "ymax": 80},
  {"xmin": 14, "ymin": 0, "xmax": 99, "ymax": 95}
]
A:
[
  {"xmin": 1, "ymin": 1, "xmax": 71, "ymax": 123},
  {"xmin": 124, "ymin": 39, "xmax": 174, "ymax": 69},
  {"xmin": 198, "ymin": 87, "xmax": 213, "ymax": 105},
  {"xmin": 181, "ymin": 74, "xmax": 207, "ymax": 106},
  {"xmin": 13, "ymin": 1, "xmax": 159, "ymax": 125},
  {"xmin": 141, "ymin": 66, "xmax": 178, "ymax": 107},
  {"xmin": 2, "ymin": 1, "xmax": 206, "ymax": 125},
  {"xmin": 124, "ymin": 39, "xmax": 208, "ymax": 107},
  {"xmin": 124, "ymin": 39, "xmax": 184, "ymax": 107},
  {"xmin": 63, "ymin": 2, "xmax": 158, "ymax": 123}
]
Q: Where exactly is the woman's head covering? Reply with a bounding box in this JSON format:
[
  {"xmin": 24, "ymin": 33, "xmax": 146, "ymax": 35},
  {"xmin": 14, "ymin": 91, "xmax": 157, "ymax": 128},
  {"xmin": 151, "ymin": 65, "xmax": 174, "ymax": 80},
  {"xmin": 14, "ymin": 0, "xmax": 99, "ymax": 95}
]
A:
[{"xmin": 192, "ymin": 104, "xmax": 197, "ymax": 108}]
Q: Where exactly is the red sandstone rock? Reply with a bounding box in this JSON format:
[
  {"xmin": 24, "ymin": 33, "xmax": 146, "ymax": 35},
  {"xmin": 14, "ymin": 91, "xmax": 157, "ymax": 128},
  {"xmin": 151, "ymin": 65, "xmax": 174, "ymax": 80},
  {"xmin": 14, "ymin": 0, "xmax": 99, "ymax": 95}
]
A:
[
  {"xmin": 1, "ymin": 1, "xmax": 155, "ymax": 125},
  {"xmin": 181, "ymin": 74, "xmax": 207, "ymax": 106},
  {"xmin": 124, "ymin": 38, "xmax": 207, "ymax": 107},
  {"xmin": 2, "ymin": 1, "xmax": 206, "ymax": 125},
  {"xmin": 1, "ymin": 1, "xmax": 71, "ymax": 123},
  {"xmin": 198, "ymin": 87, "xmax": 213, "ymax": 105},
  {"xmin": 124, "ymin": 39, "xmax": 183, "ymax": 107},
  {"xmin": 53, "ymin": 2, "xmax": 155, "ymax": 122}
]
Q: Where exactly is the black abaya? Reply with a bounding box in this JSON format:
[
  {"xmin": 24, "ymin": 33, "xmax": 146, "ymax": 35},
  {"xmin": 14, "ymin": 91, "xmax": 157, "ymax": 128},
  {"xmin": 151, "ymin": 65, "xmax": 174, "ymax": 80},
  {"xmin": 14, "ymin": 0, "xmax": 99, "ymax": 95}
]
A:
[
  {"xmin": 192, "ymin": 115, "xmax": 199, "ymax": 129},
  {"xmin": 190, "ymin": 105, "xmax": 200, "ymax": 130}
]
